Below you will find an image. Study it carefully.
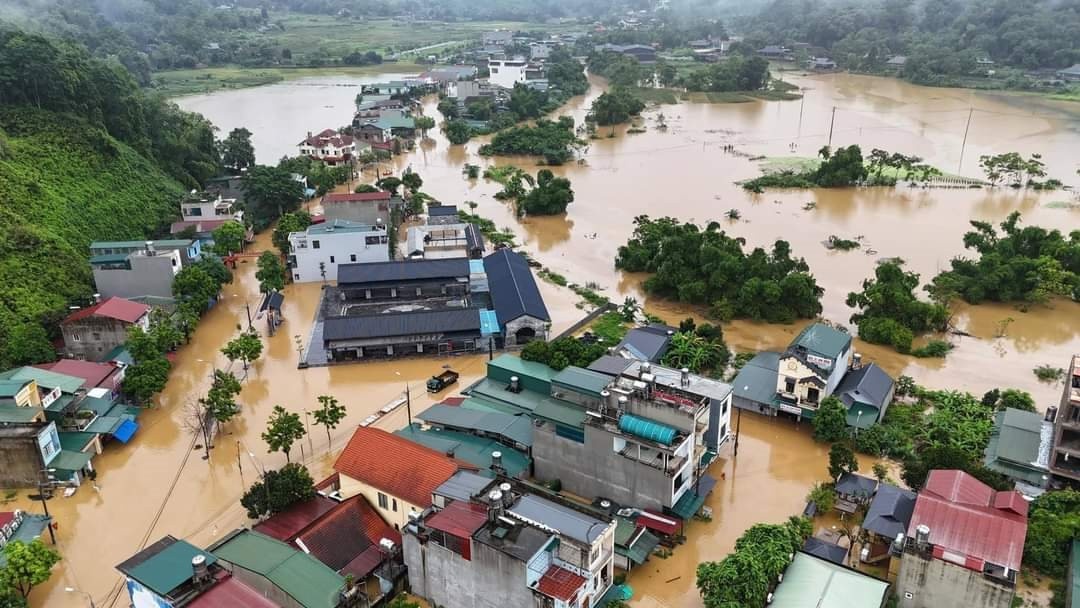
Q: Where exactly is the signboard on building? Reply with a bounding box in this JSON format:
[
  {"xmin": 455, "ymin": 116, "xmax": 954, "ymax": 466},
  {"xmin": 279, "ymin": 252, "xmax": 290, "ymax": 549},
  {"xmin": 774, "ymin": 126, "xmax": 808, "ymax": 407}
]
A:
[
  {"xmin": 778, "ymin": 403, "xmax": 802, "ymax": 416},
  {"xmin": 36, "ymin": 423, "xmax": 60, "ymax": 466},
  {"xmin": 806, "ymin": 354, "xmax": 833, "ymax": 369}
]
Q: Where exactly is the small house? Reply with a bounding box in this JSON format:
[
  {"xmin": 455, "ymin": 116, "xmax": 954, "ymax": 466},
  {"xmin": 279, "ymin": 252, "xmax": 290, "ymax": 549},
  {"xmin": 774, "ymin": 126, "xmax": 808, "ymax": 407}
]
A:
[
  {"xmin": 983, "ymin": 408, "xmax": 1052, "ymax": 493},
  {"xmin": 1057, "ymin": 64, "xmax": 1080, "ymax": 82},
  {"xmin": 808, "ymin": 57, "xmax": 838, "ymax": 70},
  {"xmin": 60, "ymin": 297, "xmax": 150, "ymax": 362},
  {"xmin": 614, "ymin": 324, "xmax": 677, "ymax": 362},
  {"xmin": 757, "ymin": 45, "xmax": 789, "ymax": 58},
  {"xmin": 834, "ymin": 472, "xmax": 878, "ymax": 514},
  {"xmin": 775, "ymin": 323, "xmax": 853, "ymax": 419},
  {"xmin": 861, "ymin": 483, "xmax": 915, "ymax": 564},
  {"xmin": 836, "ymin": 362, "xmax": 895, "ymax": 430}
]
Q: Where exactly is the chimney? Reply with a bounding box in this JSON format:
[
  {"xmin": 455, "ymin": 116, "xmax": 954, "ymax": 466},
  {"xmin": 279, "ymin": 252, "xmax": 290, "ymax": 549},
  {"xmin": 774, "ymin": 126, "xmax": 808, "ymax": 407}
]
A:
[
  {"xmin": 499, "ymin": 482, "xmax": 513, "ymax": 508},
  {"xmin": 508, "ymin": 376, "xmax": 521, "ymax": 393},
  {"xmin": 680, "ymin": 367, "xmax": 690, "ymax": 387},
  {"xmin": 487, "ymin": 489, "xmax": 504, "ymax": 524}
]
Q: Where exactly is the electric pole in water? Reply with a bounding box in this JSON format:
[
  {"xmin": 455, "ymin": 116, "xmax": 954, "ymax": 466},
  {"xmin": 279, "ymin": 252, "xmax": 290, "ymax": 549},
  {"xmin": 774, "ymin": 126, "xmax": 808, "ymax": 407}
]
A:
[
  {"xmin": 827, "ymin": 106, "xmax": 837, "ymax": 150},
  {"xmin": 958, "ymin": 107, "xmax": 974, "ymax": 173}
]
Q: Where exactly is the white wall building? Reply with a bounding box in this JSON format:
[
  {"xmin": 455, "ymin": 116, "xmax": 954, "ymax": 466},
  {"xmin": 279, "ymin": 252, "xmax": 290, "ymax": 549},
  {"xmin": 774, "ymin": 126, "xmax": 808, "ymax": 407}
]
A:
[
  {"xmin": 287, "ymin": 219, "xmax": 390, "ymax": 283},
  {"xmin": 297, "ymin": 129, "xmax": 360, "ymax": 166},
  {"xmin": 180, "ymin": 191, "xmax": 242, "ymax": 222},
  {"xmin": 487, "ymin": 59, "xmax": 530, "ymax": 89}
]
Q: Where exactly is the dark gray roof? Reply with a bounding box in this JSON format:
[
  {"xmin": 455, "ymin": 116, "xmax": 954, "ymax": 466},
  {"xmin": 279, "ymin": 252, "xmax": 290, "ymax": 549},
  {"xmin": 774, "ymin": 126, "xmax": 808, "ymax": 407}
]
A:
[
  {"xmin": 465, "ymin": 224, "xmax": 485, "ymax": 253},
  {"xmin": 258, "ymin": 291, "xmax": 284, "ymax": 312},
  {"xmin": 509, "ymin": 494, "xmax": 608, "ymax": 544},
  {"xmin": 616, "ymin": 325, "xmax": 675, "ymax": 362},
  {"xmin": 587, "ymin": 355, "xmax": 634, "ymax": 377},
  {"xmin": 732, "ymin": 351, "xmax": 780, "ymax": 408},
  {"xmin": 323, "ymin": 308, "xmax": 480, "ymax": 341},
  {"xmin": 483, "ymin": 249, "xmax": 550, "ymax": 326},
  {"xmin": 837, "ymin": 364, "xmax": 895, "ymax": 410},
  {"xmin": 429, "ymin": 205, "xmax": 459, "ymax": 216},
  {"xmin": 337, "ymin": 258, "xmax": 471, "ymax": 285},
  {"xmin": 862, "ymin": 484, "xmax": 916, "ymax": 539},
  {"xmin": 802, "ymin": 537, "xmax": 848, "ymax": 565},
  {"xmin": 434, "ymin": 470, "xmax": 494, "ymax": 502},
  {"xmin": 835, "ymin": 472, "xmax": 878, "ymax": 498},
  {"xmin": 417, "ymin": 404, "xmax": 534, "ymax": 447}
]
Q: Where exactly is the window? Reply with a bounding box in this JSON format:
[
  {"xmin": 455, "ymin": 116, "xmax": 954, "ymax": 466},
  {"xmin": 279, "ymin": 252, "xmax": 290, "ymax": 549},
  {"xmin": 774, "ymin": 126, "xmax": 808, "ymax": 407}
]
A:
[
  {"xmin": 806, "ymin": 387, "xmax": 820, "ymax": 404},
  {"xmin": 71, "ymin": 333, "xmax": 81, "ymax": 342},
  {"xmin": 350, "ymin": 254, "xmax": 357, "ymax": 262},
  {"xmin": 722, "ymin": 399, "xmax": 729, "ymax": 415},
  {"xmin": 329, "ymin": 256, "xmax": 335, "ymax": 263},
  {"xmin": 392, "ymin": 498, "xmax": 398, "ymax": 512},
  {"xmin": 312, "ymin": 240, "xmax": 321, "ymax": 249},
  {"xmin": 378, "ymin": 492, "xmax": 389, "ymax": 509},
  {"xmin": 784, "ymin": 378, "xmax": 796, "ymax": 394},
  {"xmin": 92, "ymin": 333, "xmax": 101, "ymax": 341},
  {"xmin": 365, "ymin": 236, "xmax": 380, "ymax": 245},
  {"xmin": 294, "ymin": 274, "xmax": 300, "ymax": 280},
  {"xmin": 490, "ymin": 67, "xmax": 499, "ymax": 73}
]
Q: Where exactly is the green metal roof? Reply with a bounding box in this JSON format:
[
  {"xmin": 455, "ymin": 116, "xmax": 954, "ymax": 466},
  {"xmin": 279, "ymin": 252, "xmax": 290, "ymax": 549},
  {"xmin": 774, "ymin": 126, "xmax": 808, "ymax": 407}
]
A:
[
  {"xmin": 125, "ymin": 538, "xmax": 218, "ymax": 597},
  {"xmin": 616, "ymin": 529, "xmax": 659, "ymax": 566},
  {"xmin": 210, "ymin": 531, "xmax": 344, "ymax": 608},
  {"xmin": 105, "ymin": 345, "xmax": 134, "ymax": 366},
  {"xmin": 45, "ymin": 394, "xmax": 76, "ymax": 413},
  {"xmin": 58, "ymin": 431, "xmax": 96, "ymax": 452},
  {"xmin": 533, "ymin": 398, "xmax": 587, "ymax": 429},
  {"xmin": 788, "ymin": 323, "xmax": 852, "ymax": 360},
  {"xmin": 845, "ymin": 402, "xmax": 880, "ymax": 429},
  {"xmin": 771, "ymin": 552, "xmax": 888, "ymax": 608},
  {"xmin": 732, "ymin": 352, "xmax": 780, "ymax": 406},
  {"xmin": 0, "ymin": 367, "xmax": 84, "ymax": 394},
  {"xmin": 0, "ymin": 405, "xmax": 43, "ymax": 423},
  {"xmin": 486, "ymin": 355, "xmax": 556, "ymax": 394},
  {"xmin": 79, "ymin": 396, "xmax": 117, "ymax": 417},
  {"xmin": 552, "ymin": 366, "xmax": 612, "ymax": 398},
  {"xmin": 374, "ymin": 115, "xmax": 416, "ymax": 130},
  {"xmin": 984, "ymin": 408, "xmax": 1049, "ymax": 486},
  {"xmin": 89, "ymin": 253, "xmax": 132, "ymax": 264},
  {"xmin": 0, "ymin": 379, "xmax": 31, "ymax": 398},
  {"xmin": 50, "ymin": 449, "xmax": 93, "ymax": 471},
  {"xmin": 0, "ymin": 514, "xmax": 51, "ymax": 567},
  {"xmin": 91, "ymin": 239, "xmax": 193, "ymax": 249},
  {"xmin": 670, "ymin": 488, "xmax": 706, "ymax": 520},
  {"xmin": 395, "ymin": 424, "xmax": 531, "ymax": 478}
]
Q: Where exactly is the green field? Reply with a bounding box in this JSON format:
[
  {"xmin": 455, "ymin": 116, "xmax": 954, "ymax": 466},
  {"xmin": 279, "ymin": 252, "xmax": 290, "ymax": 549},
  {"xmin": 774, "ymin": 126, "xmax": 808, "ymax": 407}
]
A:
[{"xmin": 153, "ymin": 63, "xmax": 425, "ymax": 97}]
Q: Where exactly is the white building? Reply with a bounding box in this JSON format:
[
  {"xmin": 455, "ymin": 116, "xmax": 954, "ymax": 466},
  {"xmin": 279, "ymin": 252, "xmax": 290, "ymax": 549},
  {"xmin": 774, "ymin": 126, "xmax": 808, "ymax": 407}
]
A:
[
  {"xmin": 287, "ymin": 219, "xmax": 390, "ymax": 283},
  {"xmin": 487, "ymin": 59, "xmax": 530, "ymax": 89},
  {"xmin": 297, "ymin": 129, "xmax": 363, "ymax": 166},
  {"xmin": 180, "ymin": 191, "xmax": 242, "ymax": 222}
]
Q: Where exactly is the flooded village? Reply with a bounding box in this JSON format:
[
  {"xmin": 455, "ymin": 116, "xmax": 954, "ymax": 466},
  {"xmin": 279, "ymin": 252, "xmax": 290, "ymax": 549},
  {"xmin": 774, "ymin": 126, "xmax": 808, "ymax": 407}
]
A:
[{"xmin": 0, "ymin": 17, "xmax": 1079, "ymax": 608}]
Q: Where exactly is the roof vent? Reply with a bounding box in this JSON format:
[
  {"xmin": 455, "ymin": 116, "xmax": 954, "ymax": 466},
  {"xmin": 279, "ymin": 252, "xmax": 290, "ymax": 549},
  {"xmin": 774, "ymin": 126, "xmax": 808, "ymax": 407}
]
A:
[
  {"xmin": 191, "ymin": 554, "xmax": 209, "ymax": 583},
  {"xmin": 915, "ymin": 524, "xmax": 930, "ymax": 550},
  {"xmin": 508, "ymin": 376, "xmax": 521, "ymax": 393}
]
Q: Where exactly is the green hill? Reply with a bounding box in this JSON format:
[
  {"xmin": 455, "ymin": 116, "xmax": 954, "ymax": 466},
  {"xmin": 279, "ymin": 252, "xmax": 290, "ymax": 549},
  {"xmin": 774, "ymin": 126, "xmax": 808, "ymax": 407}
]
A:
[{"xmin": 0, "ymin": 108, "xmax": 187, "ymax": 367}]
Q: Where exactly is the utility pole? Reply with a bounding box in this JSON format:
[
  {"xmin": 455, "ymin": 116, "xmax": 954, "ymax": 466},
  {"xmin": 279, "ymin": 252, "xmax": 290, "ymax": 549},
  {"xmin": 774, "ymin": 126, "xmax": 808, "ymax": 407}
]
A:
[
  {"xmin": 405, "ymin": 384, "xmax": 412, "ymax": 427},
  {"xmin": 957, "ymin": 107, "xmax": 974, "ymax": 173},
  {"xmin": 304, "ymin": 411, "xmax": 314, "ymax": 456},
  {"xmin": 734, "ymin": 406, "xmax": 742, "ymax": 457},
  {"xmin": 236, "ymin": 440, "xmax": 244, "ymax": 489},
  {"xmin": 37, "ymin": 469, "xmax": 57, "ymax": 544},
  {"xmin": 797, "ymin": 93, "xmax": 805, "ymax": 137},
  {"xmin": 826, "ymin": 106, "xmax": 837, "ymax": 150}
]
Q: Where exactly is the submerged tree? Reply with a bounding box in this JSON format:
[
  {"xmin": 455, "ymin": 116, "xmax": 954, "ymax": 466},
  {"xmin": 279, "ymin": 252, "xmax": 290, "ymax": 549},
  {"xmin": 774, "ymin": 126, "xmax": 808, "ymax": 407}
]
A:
[
  {"xmin": 263, "ymin": 405, "xmax": 306, "ymax": 463},
  {"xmin": 240, "ymin": 462, "xmax": 316, "ymax": 519},
  {"xmin": 312, "ymin": 395, "xmax": 347, "ymax": 449}
]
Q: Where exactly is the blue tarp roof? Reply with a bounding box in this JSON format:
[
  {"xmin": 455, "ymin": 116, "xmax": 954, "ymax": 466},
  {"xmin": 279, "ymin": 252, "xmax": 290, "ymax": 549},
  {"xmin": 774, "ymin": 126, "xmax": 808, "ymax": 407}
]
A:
[{"xmin": 113, "ymin": 419, "xmax": 138, "ymax": 443}]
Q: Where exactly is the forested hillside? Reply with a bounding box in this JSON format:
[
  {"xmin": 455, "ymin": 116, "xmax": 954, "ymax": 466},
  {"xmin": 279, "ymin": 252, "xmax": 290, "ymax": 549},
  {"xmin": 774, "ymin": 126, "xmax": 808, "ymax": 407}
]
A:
[{"xmin": 0, "ymin": 27, "xmax": 218, "ymax": 368}]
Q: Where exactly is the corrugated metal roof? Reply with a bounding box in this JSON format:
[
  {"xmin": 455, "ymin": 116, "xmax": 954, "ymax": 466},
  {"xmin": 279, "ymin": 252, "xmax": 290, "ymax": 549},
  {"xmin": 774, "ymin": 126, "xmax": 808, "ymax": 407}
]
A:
[
  {"xmin": 509, "ymin": 494, "xmax": 608, "ymax": 544},
  {"xmin": 0, "ymin": 366, "xmax": 84, "ymax": 394},
  {"xmin": 426, "ymin": 500, "xmax": 489, "ymax": 539},
  {"xmin": 533, "ymin": 398, "xmax": 588, "ymax": 428},
  {"xmin": 788, "ymin": 323, "xmax": 852, "ymax": 360},
  {"xmin": 395, "ymin": 425, "xmax": 531, "ymax": 478},
  {"xmin": 537, "ymin": 565, "xmax": 585, "ymax": 602},
  {"xmin": 837, "ymin": 363, "xmax": 895, "ymax": 410},
  {"xmin": 336, "ymin": 257, "xmax": 470, "ymax": 285},
  {"xmin": 908, "ymin": 470, "xmax": 1029, "ymax": 570},
  {"xmin": 434, "ymin": 470, "xmax": 494, "ymax": 502},
  {"xmin": 863, "ymin": 483, "xmax": 916, "ymax": 539},
  {"xmin": 209, "ymin": 531, "xmax": 344, "ymax": 608},
  {"xmin": 616, "ymin": 326, "xmax": 674, "ymax": 363},
  {"xmin": 0, "ymin": 405, "xmax": 43, "ymax": 423},
  {"xmin": 253, "ymin": 496, "xmax": 338, "ymax": 542},
  {"xmin": 417, "ymin": 404, "xmax": 534, "ymax": 447},
  {"xmin": 770, "ymin": 552, "xmax": 888, "ymax": 608},
  {"xmin": 322, "ymin": 308, "xmax": 480, "ymax": 341},
  {"xmin": 429, "ymin": 205, "xmax": 459, "ymax": 216},
  {"xmin": 117, "ymin": 536, "xmax": 218, "ymax": 597},
  {"xmin": 187, "ymin": 576, "xmax": 278, "ymax": 608},
  {"xmin": 732, "ymin": 352, "xmax": 780, "ymax": 407},
  {"xmin": 587, "ymin": 355, "xmax": 634, "ymax": 377},
  {"xmin": 551, "ymin": 366, "xmax": 612, "ymax": 397},
  {"xmin": 802, "ymin": 537, "xmax": 849, "ymax": 565},
  {"xmin": 483, "ymin": 249, "xmax": 550, "ymax": 326},
  {"xmin": 986, "ymin": 408, "xmax": 1045, "ymax": 468}
]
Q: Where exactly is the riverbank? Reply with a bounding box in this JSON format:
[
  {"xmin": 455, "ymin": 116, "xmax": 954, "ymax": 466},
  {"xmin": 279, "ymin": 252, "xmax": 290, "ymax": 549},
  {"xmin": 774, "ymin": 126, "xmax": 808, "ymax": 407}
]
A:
[{"xmin": 152, "ymin": 63, "xmax": 426, "ymax": 97}]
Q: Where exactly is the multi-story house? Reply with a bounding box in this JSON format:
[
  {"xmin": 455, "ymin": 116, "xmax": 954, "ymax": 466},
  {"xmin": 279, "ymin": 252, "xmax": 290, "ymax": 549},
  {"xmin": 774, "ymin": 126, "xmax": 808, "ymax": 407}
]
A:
[
  {"xmin": 90, "ymin": 244, "xmax": 182, "ymax": 300},
  {"xmin": 404, "ymin": 478, "xmax": 616, "ymax": 608},
  {"xmin": 59, "ymin": 297, "xmax": 150, "ymax": 362},
  {"xmin": 896, "ymin": 470, "xmax": 1028, "ymax": 608},
  {"xmin": 179, "ymin": 191, "xmax": 242, "ymax": 223},
  {"xmin": 90, "ymin": 239, "xmax": 202, "ymax": 267},
  {"xmin": 287, "ymin": 219, "xmax": 390, "ymax": 283},
  {"xmin": 321, "ymin": 191, "xmax": 393, "ymax": 226},
  {"xmin": 1050, "ymin": 355, "xmax": 1080, "ymax": 481},
  {"xmin": 774, "ymin": 323, "xmax": 852, "ymax": 418},
  {"xmin": 298, "ymin": 129, "xmax": 359, "ymax": 166}
]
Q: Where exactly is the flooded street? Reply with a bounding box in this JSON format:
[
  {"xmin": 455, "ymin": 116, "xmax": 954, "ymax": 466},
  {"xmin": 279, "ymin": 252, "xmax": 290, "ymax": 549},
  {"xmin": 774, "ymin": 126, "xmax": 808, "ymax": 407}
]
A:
[{"xmin": 18, "ymin": 71, "xmax": 1076, "ymax": 608}]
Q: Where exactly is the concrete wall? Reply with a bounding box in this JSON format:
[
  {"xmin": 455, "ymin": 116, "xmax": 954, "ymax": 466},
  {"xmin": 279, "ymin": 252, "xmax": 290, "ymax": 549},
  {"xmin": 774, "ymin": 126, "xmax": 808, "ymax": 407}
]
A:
[
  {"xmin": 826, "ymin": 348, "xmax": 852, "ymax": 395},
  {"xmin": 504, "ymin": 316, "xmax": 549, "ymax": 348},
  {"xmin": 323, "ymin": 201, "xmax": 391, "ymax": 226},
  {"xmin": 404, "ymin": 532, "xmax": 536, "ymax": 608},
  {"xmin": 0, "ymin": 432, "xmax": 47, "ymax": 488},
  {"xmin": 62, "ymin": 317, "xmax": 135, "ymax": 362},
  {"xmin": 896, "ymin": 553, "xmax": 1015, "ymax": 608},
  {"xmin": 532, "ymin": 422, "xmax": 672, "ymax": 512},
  {"xmin": 289, "ymin": 229, "xmax": 389, "ymax": 283},
  {"xmin": 338, "ymin": 473, "xmax": 423, "ymax": 530},
  {"xmin": 92, "ymin": 251, "xmax": 179, "ymax": 300}
]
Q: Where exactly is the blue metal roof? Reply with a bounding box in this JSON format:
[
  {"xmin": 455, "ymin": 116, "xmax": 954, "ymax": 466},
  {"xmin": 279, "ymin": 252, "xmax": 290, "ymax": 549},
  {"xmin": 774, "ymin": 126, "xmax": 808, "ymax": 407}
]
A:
[
  {"xmin": 113, "ymin": 419, "xmax": 138, "ymax": 443},
  {"xmin": 469, "ymin": 259, "xmax": 486, "ymax": 274},
  {"xmin": 479, "ymin": 309, "xmax": 500, "ymax": 335},
  {"xmin": 618, "ymin": 414, "xmax": 676, "ymax": 445},
  {"xmin": 482, "ymin": 249, "xmax": 550, "ymax": 327}
]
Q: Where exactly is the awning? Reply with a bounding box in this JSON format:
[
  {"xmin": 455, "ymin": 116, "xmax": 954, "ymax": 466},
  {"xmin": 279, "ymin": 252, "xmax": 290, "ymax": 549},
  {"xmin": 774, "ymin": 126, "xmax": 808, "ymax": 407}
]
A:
[
  {"xmin": 616, "ymin": 530, "xmax": 660, "ymax": 566},
  {"xmin": 85, "ymin": 416, "xmax": 122, "ymax": 435},
  {"xmin": 669, "ymin": 489, "xmax": 707, "ymax": 520},
  {"xmin": 113, "ymin": 419, "xmax": 138, "ymax": 443},
  {"xmin": 636, "ymin": 511, "xmax": 679, "ymax": 536},
  {"xmin": 694, "ymin": 473, "xmax": 718, "ymax": 498},
  {"xmin": 50, "ymin": 449, "xmax": 93, "ymax": 471}
]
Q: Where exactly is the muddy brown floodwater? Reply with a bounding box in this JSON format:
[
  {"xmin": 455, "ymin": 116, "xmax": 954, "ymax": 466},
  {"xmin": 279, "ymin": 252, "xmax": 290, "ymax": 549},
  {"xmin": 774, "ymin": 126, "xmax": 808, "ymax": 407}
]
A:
[{"xmin": 19, "ymin": 71, "xmax": 1077, "ymax": 608}]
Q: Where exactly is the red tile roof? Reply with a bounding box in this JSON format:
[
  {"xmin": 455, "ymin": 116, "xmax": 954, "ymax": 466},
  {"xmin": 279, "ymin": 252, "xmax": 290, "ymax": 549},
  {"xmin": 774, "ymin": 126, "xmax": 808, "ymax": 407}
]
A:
[
  {"xmin": 321, "ymin": 191, "xmax": 391, "ymax": 203},
  {"xmin": 187, "ymin": 575, "xmax": 277, "ymax": 608},
  {"xmin": 426, "ymin": 500, "xmax": 488, "ymax": 539},
  {"xmin": 40, "ymin": 360, "xmax": 121, "ymax": 389},
  {"xmin": 908, "ymin": 470, "xmax": 1028, "ymax": 571},
  {"xmin": 298, "ymin": 501, "xmax": 376, "ymax": 572},
  {"xmin": 253, "ymin": 496, "xmax": 338, "ymax": 542},
  {"xmin": 0, "ymin": 513, "xmax": 16, "ymax": 529},
  {"xmin": 341, "ymin": 544, "xmax": 385, "ymax": 580},
  {"xmin": 536, "ymin": 565, "xmax": 585, "ymax": 602},
  {"xmin": 62, "ymin": 297, "xmax": 149, "ymax": 324},
  {"xmin": 300, "ymin": 129, "xmax": 355, "ymax": 148},
  {"xmin": 334, "ymin": 427, "xmax": 474, "ymax": 508}
]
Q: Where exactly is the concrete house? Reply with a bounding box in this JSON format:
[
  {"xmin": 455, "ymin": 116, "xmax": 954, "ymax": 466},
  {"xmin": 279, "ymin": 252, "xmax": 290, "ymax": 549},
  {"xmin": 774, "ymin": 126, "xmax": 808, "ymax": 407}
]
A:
[
  {"xmin": 320, "ymin": 191, "xmax": 393, "ymax": 226},
  {"xmin": 406, "ymin": 223, "xmax": 485, "ymax": 260},
  {"xmin": 90, "ymin": 243, "xmax": 182, "ymax": 300},
  {"xmin": 1050, "ymin": 355, "xmax": 1080, "ymax": 482},
  {"xmin": 775, "ymin": 323, "xmax": 853, "ymax": 418},
  {"xmin": 116, "ymin": 536, "xmax": 247, "ymax": 608},
  {"xmin": 860, "ymin": 483, "xmax": 916, "ymax": 566},
  {"xmin": 327, "ymin": 426, "xmax": 477, "ymax": 530},
  {"xmin": 59, "ymin": 297, "xmax": 150, "ymax": 362},
  {"xmin": 179, "ymin": 191, "xmax": 242, "ymax": 223},
  {"xmin": 298, "ymin": 129, "xmax": 361, "ymax": 166},
  {"xmin": 836, "ymin": 362, "xmax": 895, "ymax": 430},
  {"xmin": 488, "ymin": 59, "xmax": 532, "ymax": 89},
  {"xmin": 287, "ymin": 219, "xmax": 390, "ymax": 283},
  {"xmin": 897, "ymin": 470, "xmax": 1028, "ymax": 608},
  {"xmin": 0, "ymin": 421, "xmax": 62, "ymax": 488},
  {"xmin": 91, "ymin": 239, "xmax": 202, "ymax": 268},
  {"xmin": 404, "ymin": 479, "xmax": 616, "ymax": 608},
  {"xmin": 1057, "ymin": 64, "xmax": 1080, "ymax": 81}
]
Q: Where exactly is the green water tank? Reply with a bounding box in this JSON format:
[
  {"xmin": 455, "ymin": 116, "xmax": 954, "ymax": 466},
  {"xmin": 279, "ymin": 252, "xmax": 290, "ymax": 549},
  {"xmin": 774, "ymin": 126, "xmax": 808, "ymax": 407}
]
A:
[{"xmin": 618, "ymin": 413, "xmax": 677, "ymax": 445}]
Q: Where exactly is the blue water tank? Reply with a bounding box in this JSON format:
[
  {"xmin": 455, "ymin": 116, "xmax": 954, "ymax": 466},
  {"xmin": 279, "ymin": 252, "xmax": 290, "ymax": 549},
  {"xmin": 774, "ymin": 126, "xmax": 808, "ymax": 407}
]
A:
[{"xmin": 618, "ymin": 413, "xmax": 677, "ymax": 445}]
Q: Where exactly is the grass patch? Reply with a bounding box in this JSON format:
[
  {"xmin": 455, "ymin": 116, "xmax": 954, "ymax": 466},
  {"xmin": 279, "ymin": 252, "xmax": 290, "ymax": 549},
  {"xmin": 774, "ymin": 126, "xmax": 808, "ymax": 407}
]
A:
[
  {"xmin": 457, "ymin": 209, "xmax": 516, "ymax": 247},
  {"xmin": 537, "ymin": 268, "xmax": 568, "ymax": 286},
  {"xmin": 629, "ymin": 87, "xmax": 680, "ymax": 104},
  {"xmin": 589, "ymin": 311, "xmax": 630, "ymax": 344},
  {"xmin": 154, "ymin": 63, "xmax": 424, "ymax": 97},
  {"xmin": 682, "ymin": 91, "xmax": 757, "ymax": 104}
]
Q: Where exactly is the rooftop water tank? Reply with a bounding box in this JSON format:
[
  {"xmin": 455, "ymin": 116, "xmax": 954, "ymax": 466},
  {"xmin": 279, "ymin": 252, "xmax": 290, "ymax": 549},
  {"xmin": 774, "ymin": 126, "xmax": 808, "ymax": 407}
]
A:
[{"xmin": 618, "ymin": 413, "xmax": 677, "ymax": 445}]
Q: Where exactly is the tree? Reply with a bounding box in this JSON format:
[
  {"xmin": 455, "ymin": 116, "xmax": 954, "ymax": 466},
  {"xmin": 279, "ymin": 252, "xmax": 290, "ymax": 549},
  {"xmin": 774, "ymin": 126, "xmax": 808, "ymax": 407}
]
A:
[
  {"xmin": 312, "ymin": 395, "xmax": 347, "ymax": 447},
  {"xmin": 697, "ymin": 517, "xmax": 810, "ymax": 607},
  {"xmin": 354, "ymin": 183, "xmax": 380, "ymax": 193},
  {"xmin": 220, "ymin": 127, "xmax": 255, "ymax": 172},
  {"xmin": 828, "ymin": 442, "xmax": 859, "ymax": 480},
  {"xmin": 240, "ymin": 462, "xmax": 316, "ymax": 519},
  {"xmin": 173, "ymin": 258, "xmax": 232, "ymax": 315},
  {"xmin": 997, "ymin": 389, "xmax": 1036, "ymax": 412},
  {"xmin": 221, "ymin": 330, "xmax": 263, "ymax": 371},
  {"xmin": 436, "ymin": 98, "xmax": 459, "ymax": 119},
  {"xmin": 813, "ymin": 397, "xmax": 850, "ymax": 443},
  {"xmin": 814, "ymin": 144, "xmax": 868, "ymax": 187},
  {"xmin": 443, "ymin": 119, "xmax": 472, "ymax": 145},
  {"xmin": 271, "ymin": 211, "xmax": 312, "ymax": 257},
  {"xmin": 1023, "ymin": 489, "xmax": 1080, "ymax": 578},
  {"xmin": 262, "ymin": 405, "xmax": 306, "ymax": 463},
  {"xmin": 414, "ymin": 115, "xmax": 435, "ymax": 138},
  {"xmin": 256, "ymin": 251, "xmax": 285, "ymax": 294},
  {"xmin": 122, "ymin": 324, "xmax": 171, "ymax": 404},
  {"xmin": 0, "ymin": 325, "xmax": 54, "ymax": 367},
  {"xmin": 376, "ymin": 176, "xmax": 402, "ymax": 195},
  {"xmin": 0, "ymin": 540, "xmax": 60, "ymax": 599},
  {"xmin": 588, "ymin": 88, "xmax": 646, "ymax": 126},
  {"xmin": 806, "ymin": 482, "xmax": 836, "ymax": 512},
  {"xmin": 872, "ymin": 462, "xmax": 890, "ymax": 482},
  {"xmin": 401, "ymin": 171, "xmax": 423, "ymax": 193},
  {"xmin": 205, "ymin": 370, "xmax": 242, "ymax": 424},
  {"xmin": 847, "ymin": 261, "xmax": 949, "ymax": 354},
  {"xmin": 242, "ymin": 165, "xmax": 304, "ymax": 231},
  {"xmin": 901, "ymin": 443, "xmax": 1008, "ymax": 490},
  {"xmin": 519, "ymin": 170, "xmax": 574, "ymax": 216},
  {"xmin": 212, "ymin": 221, "xmax": 246, "ymax": 256}
]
